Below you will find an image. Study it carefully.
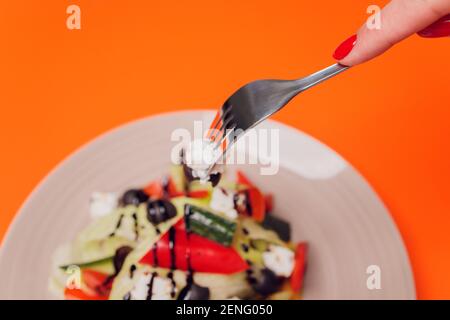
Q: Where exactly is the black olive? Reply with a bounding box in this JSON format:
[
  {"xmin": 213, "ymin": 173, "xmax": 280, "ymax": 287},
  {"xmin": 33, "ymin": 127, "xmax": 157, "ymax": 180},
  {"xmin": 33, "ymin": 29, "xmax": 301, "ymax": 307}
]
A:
[
  {"xmin": 147, "ymin": 199, "xmax": 177, "ymax": 225},
  {"xmin": 249, "ymin": 268, "xmax": 282, "ymax": 296},
  {"xmin": 113, "ymin": 246, "xmax": 133, "ymax": 273},
  {"xmin": 183, "ymin": 163, "xmax": 195, "ymax": 182},
  {"xmin": 121, "ymin": 189, "xmax": 149, "ymax": 206},
  {"xmin": 208, "ymin": 172, "xmax": 222, "ymax": 187},
  {"xmin": 178, "ymin": 283, "xmax": 210, "ymax": 300}
]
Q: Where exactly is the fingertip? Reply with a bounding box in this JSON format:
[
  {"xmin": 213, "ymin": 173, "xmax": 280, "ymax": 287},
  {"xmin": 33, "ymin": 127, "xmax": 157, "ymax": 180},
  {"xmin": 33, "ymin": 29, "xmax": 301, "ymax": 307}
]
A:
[
  {"xmin": 417, "ymin": 14, "xmax": 450, "ymax": 38},
  {"xmin": 332, "ymin": 34, "xmax": 358, "ymax": 61}
]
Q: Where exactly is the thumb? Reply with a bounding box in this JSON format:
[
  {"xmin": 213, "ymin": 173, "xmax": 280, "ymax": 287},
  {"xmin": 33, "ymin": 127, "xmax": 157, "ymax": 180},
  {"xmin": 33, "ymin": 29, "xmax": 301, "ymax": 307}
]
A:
[{"xmin": 333, "ymin": 0, "xmax": 450, "ymax": 66}]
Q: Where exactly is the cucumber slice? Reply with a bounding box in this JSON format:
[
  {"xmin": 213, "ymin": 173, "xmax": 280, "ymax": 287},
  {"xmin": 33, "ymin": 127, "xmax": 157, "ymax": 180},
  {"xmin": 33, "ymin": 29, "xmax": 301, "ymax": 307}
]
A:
[
  {"xmin": 249, "ymin": 239, "xmax": 270, "ymax": 252},
  {"xmin": 59, "ymin": 255, "xmax": 114, "ymax": 274},
  {"xmin": 170, "ymin": 164, "xmax": 186, "ymax": 192},
  {"xmin": 185, "ymin": 204, "xmax": 237, "ymax": 246}
]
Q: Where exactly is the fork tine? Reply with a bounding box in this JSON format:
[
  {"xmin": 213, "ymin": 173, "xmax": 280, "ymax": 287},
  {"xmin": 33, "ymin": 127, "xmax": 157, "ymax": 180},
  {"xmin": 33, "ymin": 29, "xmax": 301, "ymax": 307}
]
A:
[
  {"xmin": 206, "ymin": 106, "xmax": 229, "ymax": 140},
  {"xmin": 208, "ymin": 111, "xmax": 221, "ymax": 132},
  {"xmin": 207, "ymin": 106, "xmax": 233, "ymax": 141},
  {"xmin": 212, "ymin": 112, "xmax": 236, "ymax": 143},
  {"xmin": 211, "ymin": 121, "xmax": 236, "ymax": 153},
  {"xmin": 205, "ymin": 126, "xmax": 238, "ymax": 175},
  {"xmin": 207, "ymin": 126, "xmax": 221, "ymax": 143}
]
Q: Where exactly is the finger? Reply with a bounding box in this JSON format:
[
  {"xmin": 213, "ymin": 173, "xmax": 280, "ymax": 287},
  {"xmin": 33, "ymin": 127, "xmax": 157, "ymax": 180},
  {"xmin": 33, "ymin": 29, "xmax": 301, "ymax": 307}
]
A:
[{"xmin": 333, "ymin": 0, "xmax": 450, "ymax": 66}]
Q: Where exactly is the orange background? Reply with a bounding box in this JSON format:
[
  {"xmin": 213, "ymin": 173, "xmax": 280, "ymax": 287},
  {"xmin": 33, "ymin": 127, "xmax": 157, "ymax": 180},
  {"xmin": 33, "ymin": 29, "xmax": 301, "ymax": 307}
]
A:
[{"xmin": 0, "ymin": 0, "xmax": 449, "ymax": 299}]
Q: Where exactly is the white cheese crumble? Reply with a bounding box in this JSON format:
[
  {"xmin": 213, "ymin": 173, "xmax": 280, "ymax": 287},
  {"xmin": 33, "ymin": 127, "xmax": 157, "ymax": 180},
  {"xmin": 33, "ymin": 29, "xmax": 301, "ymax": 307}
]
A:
[
  {"xmin": 114, "ymin": 215, "xmax": 136, "ymax": 241},
  {"xmin": 89, "ymin": 192, "xmax": 118, "ymax": 219},
  {"xmin": 151, "ymin": 276, "xmax": 175, "ymax": 300},
  {"xmin": 184, "ymin": 139, "xmax": 222, "ymax": 181},
  {"xmin": 129, "ymin": 273, "xmax": 175, "ymax": 300},
  {"xmin": 210, "ymin": 187, "xmax": 238, "ymax": 220},
  {"xmin": 262, "ymin": 245, "xmax": 295, "ymax": 277},
  {"xmin": 129, "ymin": 273, "xmax": 152, "ymax": 300}
]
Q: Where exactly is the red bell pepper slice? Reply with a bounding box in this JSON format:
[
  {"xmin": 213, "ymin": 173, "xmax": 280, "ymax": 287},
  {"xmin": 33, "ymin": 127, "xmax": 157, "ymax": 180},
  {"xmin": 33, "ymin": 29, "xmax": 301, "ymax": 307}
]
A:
[
  {"xmin": 140, "ymin": 221, "xmax": 248, "ymax": 274},
  {"xmin": 246, "ymin": 187, "xmax": 266, "ymax": 222},
  {"xmin": 170, "ymin": 190, "xmax": 210, "ymax": 199},
  {"xmin": 64, "ymin": 288, "xmax": 108, "ymax": 300},
  {"xmin": 236, "ymin": 170, "xmax": 253, "ymax": 187},
  {"xmin": 144, "ymin": 181, "xmax": 164, "ymax": 199},
  {"xmin": 166, "ymin": 177, "xmax": 182, "ymax": 197},
  {"xmin": 235, "ymin": 171, "xmax": 266, "ymax": 222},
  {"xmin": 145, "ymin": 178, "xmax": 183, "ymax": 198},
  {"xmin": 264, "ymin": 194, "xmax": 274, "ymax": 213},
  {"xmin": 145, "ymin": 179, "xmax": 209, "ymax": 199},
  {"xmin": 290, "ymin": 242, "xmax": 308, "ymax": 292},
  {"xmin": 187, "ymin": 190, "xmax": 209, "ymax": 198}
]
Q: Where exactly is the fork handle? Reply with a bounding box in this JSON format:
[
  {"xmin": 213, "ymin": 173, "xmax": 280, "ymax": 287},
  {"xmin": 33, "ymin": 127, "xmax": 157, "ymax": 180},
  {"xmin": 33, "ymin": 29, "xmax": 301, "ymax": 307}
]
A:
[{"xmin": 295, "ymin": 63, "xmax": 349, "ymax": 92}]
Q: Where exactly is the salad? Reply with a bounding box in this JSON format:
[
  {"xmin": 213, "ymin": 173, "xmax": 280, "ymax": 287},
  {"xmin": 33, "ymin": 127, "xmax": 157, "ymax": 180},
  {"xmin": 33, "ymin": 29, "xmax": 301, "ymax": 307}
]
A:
[{"xmin": 50, "ymin": 162, "xmax": 308, "ymax": 300}]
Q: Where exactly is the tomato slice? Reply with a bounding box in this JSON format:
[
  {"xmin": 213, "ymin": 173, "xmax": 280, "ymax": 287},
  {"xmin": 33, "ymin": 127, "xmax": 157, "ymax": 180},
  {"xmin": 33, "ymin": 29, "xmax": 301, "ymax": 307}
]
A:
[
  {"xmin": 290, "ymin": 242, "xmax": 308, "ymax": 292},
  {"xmin": 144, "ymin": 181, "xmax": 164, "ymax": 199}
]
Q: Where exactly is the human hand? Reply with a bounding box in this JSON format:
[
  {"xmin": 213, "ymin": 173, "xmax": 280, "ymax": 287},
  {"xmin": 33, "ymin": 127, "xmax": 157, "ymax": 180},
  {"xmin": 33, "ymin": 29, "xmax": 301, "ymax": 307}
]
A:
[{"xmin": 333, "ymin": 0, "xmax": 450, "ymax": 66}]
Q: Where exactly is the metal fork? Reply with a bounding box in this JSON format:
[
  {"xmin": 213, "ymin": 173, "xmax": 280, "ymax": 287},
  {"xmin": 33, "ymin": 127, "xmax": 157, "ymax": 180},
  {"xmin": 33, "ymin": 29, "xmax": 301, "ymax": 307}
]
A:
[{"xmin": 205, "ymin": 63, "xmax": 349, "ymax": 170}]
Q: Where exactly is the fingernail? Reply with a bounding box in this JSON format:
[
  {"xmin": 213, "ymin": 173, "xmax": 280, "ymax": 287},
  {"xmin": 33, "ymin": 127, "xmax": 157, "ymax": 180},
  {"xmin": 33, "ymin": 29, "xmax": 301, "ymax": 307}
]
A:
[
  {"xmin": 418, "ymin": 14, "xmax": 450, "ymax": 38},
  {"xmin": 333, "ymin": 34, "xmax": 357, "ymax": 60}
]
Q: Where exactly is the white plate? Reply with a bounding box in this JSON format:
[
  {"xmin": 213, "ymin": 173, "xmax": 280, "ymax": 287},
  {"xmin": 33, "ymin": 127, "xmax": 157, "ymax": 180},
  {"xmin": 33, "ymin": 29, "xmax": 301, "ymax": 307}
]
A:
[{"xmin": 0, "ymin": 111, "xmax": 415, "ymax": 299}]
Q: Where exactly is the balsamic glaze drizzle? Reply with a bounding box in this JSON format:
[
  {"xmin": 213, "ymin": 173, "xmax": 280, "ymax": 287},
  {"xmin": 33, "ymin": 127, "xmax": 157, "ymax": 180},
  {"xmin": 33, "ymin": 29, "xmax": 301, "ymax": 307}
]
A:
[
  {"xmin": 245, "ymin": 190, "xmax": 253, "ymax": 216},
  {"xmin": 129, "ymin": 264, "xmax": 136, "ymax": 279},
  {"xmin": 146, "ymin": 272, "xmax": 157, "ymax": 300},
  {"xmin": 132, "ymin": 212, "xmax": 139, "ymax": 241},
  {"xmin": 109, "ymin": 214, "xmax": 124, "ymax": 237},
  {"xmin": 151, "ymin": 242, "xmax": 159, "ymax": 268},
  {"xmin": 168, "ymin": 271, "xmax": 177, "ymax": 298},
  {"xmin": 179, "ymin": 205, "xmax": 195, "ymax": 298},
  {"xmin": 168, "ymin": 226, "xmax": 177, "ymax": 298},
  {"xmin": 168, "ymin": 226, "xmax": 176, "ymax": 270}
]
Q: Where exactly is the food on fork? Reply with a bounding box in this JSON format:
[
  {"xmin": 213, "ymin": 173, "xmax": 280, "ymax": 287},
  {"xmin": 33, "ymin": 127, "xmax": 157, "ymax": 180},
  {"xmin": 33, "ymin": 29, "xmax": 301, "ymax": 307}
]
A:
[{"xmin": 182, "ymin": 138, "xmax": 223, "ymax": 186}]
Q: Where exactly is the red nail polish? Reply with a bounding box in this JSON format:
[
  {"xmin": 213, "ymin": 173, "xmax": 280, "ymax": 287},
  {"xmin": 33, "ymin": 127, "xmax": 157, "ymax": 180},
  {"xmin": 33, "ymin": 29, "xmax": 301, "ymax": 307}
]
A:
[
  {"xmin": 333, "ymin": 34, "xmax": 357, "ymax": 60},
  {"xmin": 418, "ymin": 14, "xmax": 450, "ymax": 38}
]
